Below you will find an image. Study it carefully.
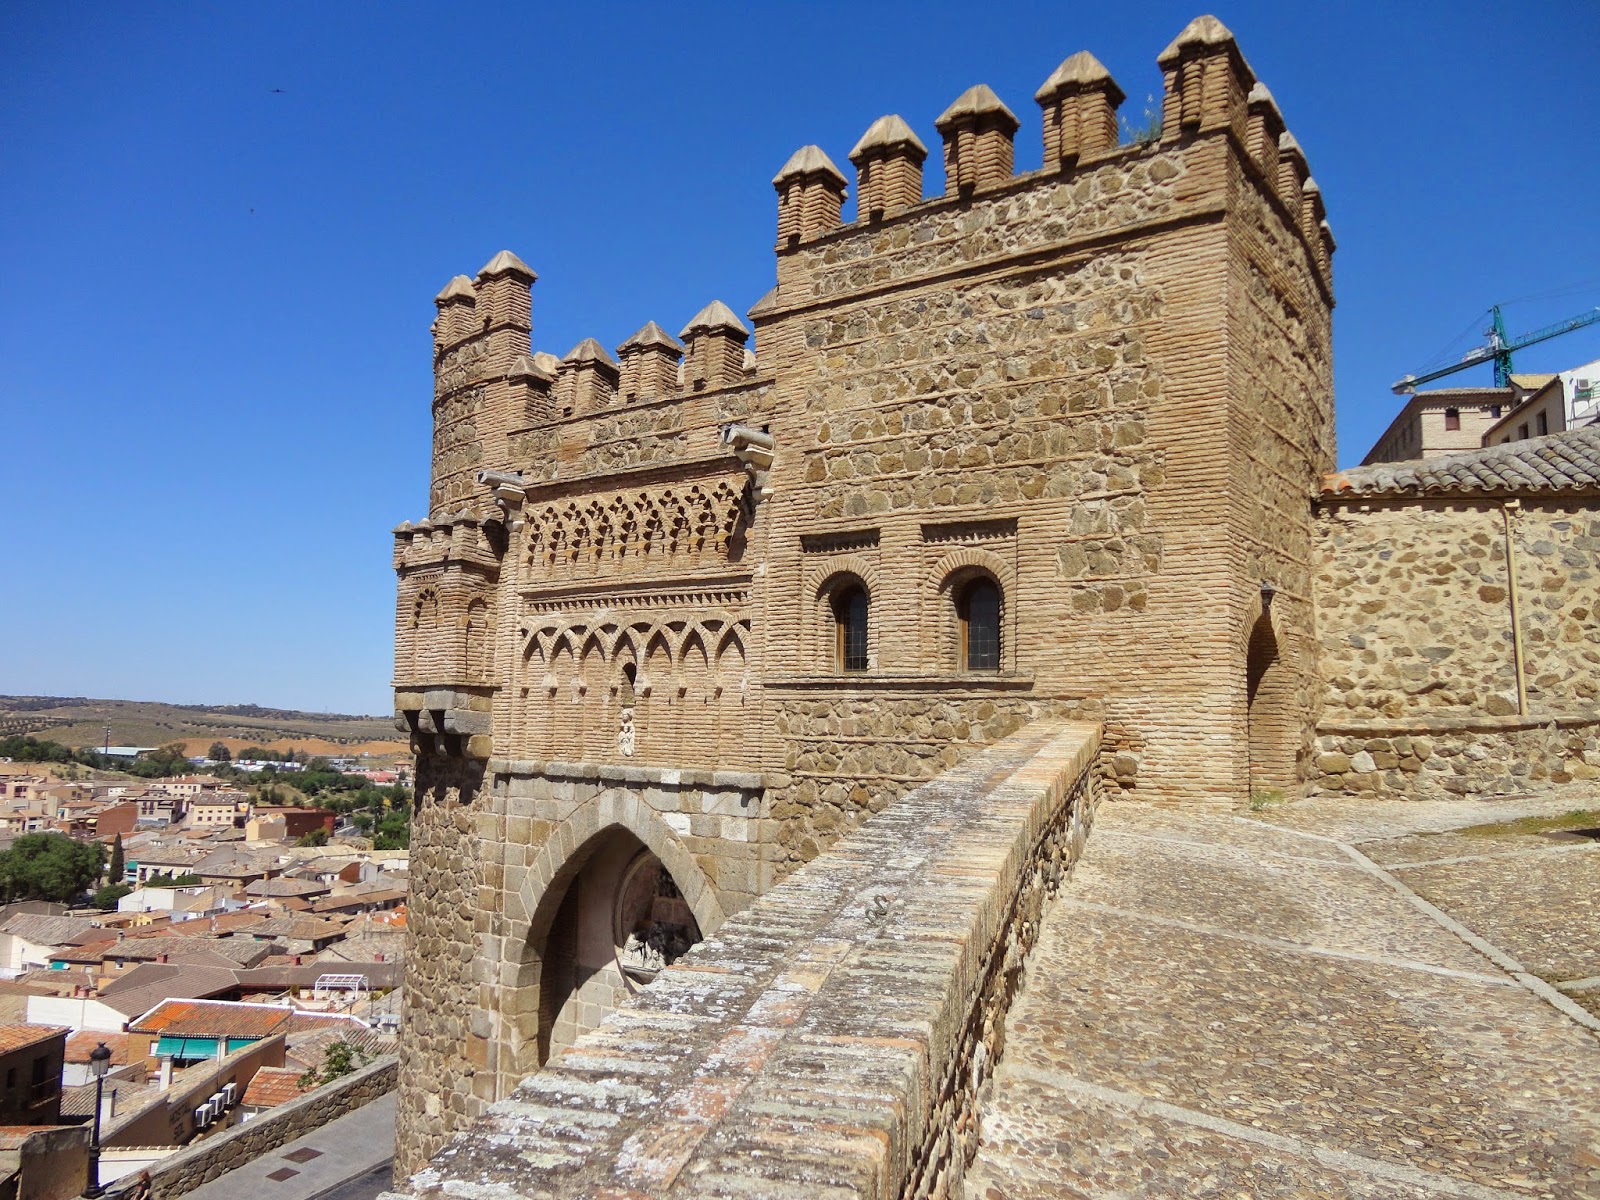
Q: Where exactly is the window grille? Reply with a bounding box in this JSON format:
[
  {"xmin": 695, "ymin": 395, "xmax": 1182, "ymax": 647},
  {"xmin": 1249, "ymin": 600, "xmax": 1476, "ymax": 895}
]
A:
[
  {"xmin": 959, "ymin": 579, "xmax": 1001, "ymax": 671},
  {"xmin": 834, "ymin": 587, "xmax": 869, "ymax": 672}
]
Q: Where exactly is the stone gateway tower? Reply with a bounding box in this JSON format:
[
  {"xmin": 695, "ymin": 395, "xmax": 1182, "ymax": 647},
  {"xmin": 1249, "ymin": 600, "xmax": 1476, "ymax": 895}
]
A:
[{"xmin": 391, "ymin": 16, "xmax": 1333, "ymax": 1172}]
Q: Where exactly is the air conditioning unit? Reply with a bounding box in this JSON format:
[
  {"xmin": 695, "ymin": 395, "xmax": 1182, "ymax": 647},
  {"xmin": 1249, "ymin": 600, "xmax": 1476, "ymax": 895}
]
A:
[
  {"xmin": 207, "ymin": 1093, "xmax": 225, "ymax": 1119},
  {"xmin": 222, "ymin": 1082, "xmax": 237, "ymax": 1106},
  {"xmin": 194, "ymin": 1105, "xmax": 212, "ymax": 1129}
]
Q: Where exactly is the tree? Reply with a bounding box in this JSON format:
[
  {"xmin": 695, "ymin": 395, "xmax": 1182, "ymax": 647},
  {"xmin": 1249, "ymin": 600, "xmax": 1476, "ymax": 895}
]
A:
[
  {"xmin": 0, "ymin": 834, "xmax": 105, "ymax": 903},
  {"xmin": 108, "ymin": 833, "xmax": 125, "ymax": 884},
  {"xmin": 125, "ymin": 743, "xmax": 192, "ymax": 779},
  {"xmin": 297, "ymin": 1038, "xmax": 372, "ymax": 1090},
  {"xmin": 207, "ymin": 742, "xmax": 232, "ymax": 763},
  {"xmin": 94, "ymin": 883, "xmax": 133, "ymax": 910},
  {"xmin": 143, "ymin": 872, "xmax": 202, "ymax": 888},
  {"xmin": 296, "ymin": 828, "xmax": 329, "ymax": 848}
]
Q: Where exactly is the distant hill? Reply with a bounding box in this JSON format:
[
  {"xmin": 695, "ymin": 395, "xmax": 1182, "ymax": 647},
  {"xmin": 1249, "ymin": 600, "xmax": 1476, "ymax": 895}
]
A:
[{"xmin": 0, "ymin": 695, "xmax": 407, "ymax": 759}]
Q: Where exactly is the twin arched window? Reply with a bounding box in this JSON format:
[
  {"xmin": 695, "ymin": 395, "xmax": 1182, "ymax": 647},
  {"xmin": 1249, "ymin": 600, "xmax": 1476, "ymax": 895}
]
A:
[{"xmin": 827, "ymin": 573, "xmax": 1002, "ymax": 674}]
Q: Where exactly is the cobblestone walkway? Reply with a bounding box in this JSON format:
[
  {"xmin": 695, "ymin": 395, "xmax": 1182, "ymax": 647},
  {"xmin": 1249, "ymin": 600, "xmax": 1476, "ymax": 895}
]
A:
[{"xmin": 967, "ymin": 790, "xmax": 1600, "ymax": 1199}]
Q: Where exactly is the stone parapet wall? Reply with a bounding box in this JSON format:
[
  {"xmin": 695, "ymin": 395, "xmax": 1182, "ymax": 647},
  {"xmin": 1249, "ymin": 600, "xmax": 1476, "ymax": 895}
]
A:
[
  {"xmin": 392, "ymin": 720, "xmax": 1102, "ymax": 1199},
  {"xmin": 1314, "ymin": 718, "xmax": 1600, "ymax": 800},
  {"xmin": 108, "ymin": 1056, "xmax": 397, "ymax": 1200}
]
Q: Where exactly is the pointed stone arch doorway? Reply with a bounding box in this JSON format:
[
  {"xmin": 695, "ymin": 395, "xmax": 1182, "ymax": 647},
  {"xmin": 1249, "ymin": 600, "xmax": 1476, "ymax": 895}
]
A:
[
  {"xmin": 1245, "ymin": 604, "xmax": 1297, "ymax": 797},
  {"xmin": 533, "ymin": 832, "xmax": 702, "ymax": 1060},
  {"xmin": 488, "ymin": 798, "xmax": 726, "ymax": 1095}
]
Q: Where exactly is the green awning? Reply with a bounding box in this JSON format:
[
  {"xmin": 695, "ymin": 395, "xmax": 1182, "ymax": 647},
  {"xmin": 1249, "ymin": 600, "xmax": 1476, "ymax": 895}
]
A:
[{"xmin": 154, "ymin": 1036, "xmax": 259, "ymax": 1059}]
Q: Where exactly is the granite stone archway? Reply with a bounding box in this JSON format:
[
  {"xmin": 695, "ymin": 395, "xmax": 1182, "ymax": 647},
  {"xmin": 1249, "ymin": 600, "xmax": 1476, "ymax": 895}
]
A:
[{"xmin": 485, "ymin": 791, "xmax": 726, "ymax": 1096}]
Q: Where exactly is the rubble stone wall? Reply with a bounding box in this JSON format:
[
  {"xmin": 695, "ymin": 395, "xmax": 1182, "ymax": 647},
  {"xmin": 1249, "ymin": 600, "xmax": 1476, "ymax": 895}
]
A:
[
  {"xmin": 394, "ymin": 756, "xmax": 486, "ymax": 1170},
  {"xmin": 391, "ymin": 721, "xmax": 1102, "ymax": 1200},
  {"xmin": 1312, "ymin": 498, "xmax": 1600, "ymax": 797}
]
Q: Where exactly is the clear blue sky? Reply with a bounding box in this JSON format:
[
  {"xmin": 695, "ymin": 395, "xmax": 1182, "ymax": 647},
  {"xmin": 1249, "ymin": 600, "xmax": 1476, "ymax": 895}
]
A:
[{"xmin": 3, "ymin": 2, "xmax": 1597, "ymax": 716}]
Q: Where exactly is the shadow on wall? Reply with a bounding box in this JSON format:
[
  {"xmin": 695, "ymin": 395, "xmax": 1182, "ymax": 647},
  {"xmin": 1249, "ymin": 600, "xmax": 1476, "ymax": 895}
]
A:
[
  {"xmin": 526, "ymin": 826, "xmax": 703, "ymax": 1067},
  {"xmin": 1247, "ymin": 601, "xmax": 1296, "ymax": 795}
]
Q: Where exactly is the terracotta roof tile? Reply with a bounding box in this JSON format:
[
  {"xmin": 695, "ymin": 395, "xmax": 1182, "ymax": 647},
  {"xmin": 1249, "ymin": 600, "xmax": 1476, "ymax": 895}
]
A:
[
  {"xmin": 243, "ymin": 1066, "xmax": 308, "ymax": 1108},
  {"xmin": 65, "ymin": 1031, "xmax": 131, "ymax": 1065},
  {"xmin": 1324, "ymin": 427, "xmax": 1600, "ymax": 499},
  {"xmin": 0, "ymin": 1024, "xmax": 67, "ymax": 1055},
  {"xmin": 128, "ymin": 999, "xmax": 294, "ymax": 1039}
]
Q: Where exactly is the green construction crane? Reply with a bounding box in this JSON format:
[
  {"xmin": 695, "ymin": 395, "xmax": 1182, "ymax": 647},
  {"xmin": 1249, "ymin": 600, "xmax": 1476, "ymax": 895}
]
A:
[{"xmin": 1391, "ymin": 304, "xmax": 1600, "ymax": 394}]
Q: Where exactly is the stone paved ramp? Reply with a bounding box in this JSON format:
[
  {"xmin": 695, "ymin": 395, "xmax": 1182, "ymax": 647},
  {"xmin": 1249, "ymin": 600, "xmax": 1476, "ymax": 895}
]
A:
[{"xmin": 967, "ymin": 795, "xmax": 1600, "ymax": 1199}]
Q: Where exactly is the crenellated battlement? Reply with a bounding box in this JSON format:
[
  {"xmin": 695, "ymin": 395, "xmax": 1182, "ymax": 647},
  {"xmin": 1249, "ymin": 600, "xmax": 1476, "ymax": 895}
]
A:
[
  {"xmin": 762, "ymin": 15, "xmax": 1331, "ymax": 303},
  {"xmin": 391, "ymin": 511, "xmax": 501, "ymax": 572}
]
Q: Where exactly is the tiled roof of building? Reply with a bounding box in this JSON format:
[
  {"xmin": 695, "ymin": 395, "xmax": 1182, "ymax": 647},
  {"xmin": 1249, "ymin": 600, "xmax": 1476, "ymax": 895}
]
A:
[
  {"xmin": 283, "ymin": 1011, "xmax": 370, "ymax": 1036},
  {"xmin": 242, "ymin": 1066, "xmax": 307, "ymax": 1108},
  {"xmin": 98, "ymin": 963, "xmax": 240, "ymax": 1016},
  {"xmin": 244, "ymin": 878, "xmax": 329, "ymax": 898},
  {"xmin": 65, "ymin": 1030, "xmax": 131, "ymax": 1065},
  {"xmin": 58, "ymin": 1071, "xmax": 144, "ymax": 1120},
  {"xmin": 130, "ymin": 916, "xmax": 224, "ymax": 940},
  {"xmin": 0, "ymin": 1024, "xmax": 66, "ymax": 1056},
  {"xmin": 284, "ymin": 1024, "xmax": 393, "ymax": 1072},
  {"xmin": 0, "ymin": 913, "xmax": 97, "ymax": 946},
  {"xmin": 137, "ymin": 848, "xmax": 207, "ymax": 867},
  {"xmin": 311, "ymin": 888, "xmax": 406, "ymax": 913},
  {"xmin": 15, "ymin": 966, "xmax": 95, "ymax": 994},
  {"xmin": 128, "ymin": 998, "xmax": 295, "ymax": 1039},
  {"xmin": 342, "ymin": 909, "xmax": 406, "ymax": 934},
  {"xmin": 206, "ymin": 909, "xmax": 273, "ymax": 933},
  {"xmin": 1324, "ymin": 427, "xmax": 1600, "ymax": 498},
  {"xmin": 235, "ymin": 960, "xmax": 404, "ymax": 991},
  {"xmin": 0, "ymin": 980, "xmax": 59, "ymax": 998},
  {"xmin": 192, "ymin": 850, "xmax": 274, "ymax": 877},
  {"xmin": 247, "ymin": 916, "xmax": 346, "ymax": 942},
  {"xmin": 102, "ymin": 936, "xmax": 270, "ymax": 968}
]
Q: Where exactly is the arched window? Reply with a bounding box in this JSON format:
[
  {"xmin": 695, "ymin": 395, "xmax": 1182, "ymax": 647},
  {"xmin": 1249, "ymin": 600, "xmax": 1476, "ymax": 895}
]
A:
[
  {"xmin": 832, "ymin": 585, "xmax": 869, "ymax": 672},
  {"xmin": 957, "ymin": 578, "xmax": 1001, "ymax": 671}
]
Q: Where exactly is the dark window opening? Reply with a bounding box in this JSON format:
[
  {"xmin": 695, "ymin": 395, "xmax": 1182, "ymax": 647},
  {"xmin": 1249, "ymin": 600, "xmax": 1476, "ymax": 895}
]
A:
[
  {"xmin": 1536, "ymin": 412, "xmax": 1548, "ymax": 435},
  {"xmin": 958, "ymin": 578, "xmax": 1002, "ymax": 671},
  {"xmin": 1519, "ymin": 423, "xmax": 1530, "ymax": 440},
  {"xmin": 1444, "ymin": 407, "xmax": 1461, "ymax": 431},
  {"xmin": 620, "ymin": 662, "xmax": 637, "ymax": 704},
  {"xmin": 1489, "ymin": 404, "xmax": 1502, "ymax": 418},
  {"xmin": 833, "ymin": 585, "xmax": 869, "ymax": 672}
]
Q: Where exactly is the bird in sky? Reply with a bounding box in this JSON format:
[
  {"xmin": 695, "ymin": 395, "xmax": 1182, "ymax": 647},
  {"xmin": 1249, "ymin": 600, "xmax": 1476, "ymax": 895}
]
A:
[{"xmin": 270, "ymin": 88, "xmax": 286, "ymax": 94}]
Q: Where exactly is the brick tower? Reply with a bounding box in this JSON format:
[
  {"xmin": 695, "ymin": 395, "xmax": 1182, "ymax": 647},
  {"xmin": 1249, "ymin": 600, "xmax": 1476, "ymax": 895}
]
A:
[{"xmin": 391, "ymin": 15, "xmax": 1333, "ymax": 1170}]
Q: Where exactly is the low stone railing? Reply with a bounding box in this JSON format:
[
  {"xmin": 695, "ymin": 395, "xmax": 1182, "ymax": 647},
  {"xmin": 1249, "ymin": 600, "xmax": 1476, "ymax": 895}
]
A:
[
  {"xmin": 109, "ymin": 1055, "xmax": 397, "ymax": 1199},
  {"xmin": 397, "ymin": 719, "xmax": 1102, "ymax": 1199},
  {"xmin": 1311, "ymin": 710, "xmax": 1600, "ymax": 798}
]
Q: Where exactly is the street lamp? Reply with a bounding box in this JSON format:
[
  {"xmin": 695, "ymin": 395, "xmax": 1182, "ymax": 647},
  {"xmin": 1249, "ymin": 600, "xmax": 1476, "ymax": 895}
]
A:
[{"xmin": 82, "ymin": 1041, "xmax": 112, "ymax": 1198}]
